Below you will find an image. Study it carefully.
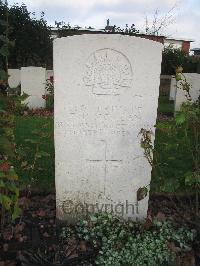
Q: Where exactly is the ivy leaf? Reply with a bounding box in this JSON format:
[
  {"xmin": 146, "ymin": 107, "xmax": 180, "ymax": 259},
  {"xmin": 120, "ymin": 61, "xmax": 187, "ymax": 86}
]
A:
[
  {"xmin": 90, "ymin": 215, "xmax": 98, "ymax": 223},
  {"xmin": 175, "ymin": 112, "xmax": 186, "ymax": 125}
]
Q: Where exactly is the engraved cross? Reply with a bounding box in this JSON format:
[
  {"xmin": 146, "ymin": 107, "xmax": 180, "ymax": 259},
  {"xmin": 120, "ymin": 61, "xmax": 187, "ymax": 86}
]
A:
[{"xmin": 87, "ymin": 140, "xmax": 123, "ymax": 193}]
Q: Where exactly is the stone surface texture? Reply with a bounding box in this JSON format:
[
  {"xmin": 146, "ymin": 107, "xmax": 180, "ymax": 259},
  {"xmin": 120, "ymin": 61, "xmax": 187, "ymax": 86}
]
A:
[
  {"xmin": 169, "ymin": 75, "xmax": 176, "ymax": 101},
  {"xmin": 54, "ymin": 34, "xmax": 163, "ymax": 223}
]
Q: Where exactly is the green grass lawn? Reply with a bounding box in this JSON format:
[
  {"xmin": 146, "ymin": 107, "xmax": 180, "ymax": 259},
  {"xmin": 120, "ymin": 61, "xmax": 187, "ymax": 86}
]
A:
[
  {"xmin": 14, "ymin": 116, "xmax": 54, "ymax": 191},
  {"xmin": 157, "ymin": 96, "xmax": 174, "ymax": 114},
  {"xmin": 152, "ymin": 121, "xmax": 193, "ymax": 192}
]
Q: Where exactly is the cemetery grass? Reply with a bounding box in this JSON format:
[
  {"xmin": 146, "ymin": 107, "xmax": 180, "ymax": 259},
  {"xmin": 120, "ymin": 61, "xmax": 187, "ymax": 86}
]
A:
[
  {"xmin": 14, "ymin": 115, "xmax": 54, "ymax": 191},
  {"xmin": 157, "ymin": 95, "xmax": 174, "ymax": 115},
  {"xmin": 152, "ymin": 121, "xmax": 194, "ymax": 193}
]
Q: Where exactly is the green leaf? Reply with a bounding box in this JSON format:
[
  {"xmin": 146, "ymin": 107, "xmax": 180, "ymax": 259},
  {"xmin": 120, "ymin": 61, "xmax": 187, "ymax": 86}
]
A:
[
  {"xmin": 0, "ymin": 194, "xmax": 12, "ymax": 210},
  {"xmin": 175, "ymin": 112, "xmax": 186, "ymax": 125},
  {"xmin": 90, "ymin": 215, "xmax": 97, "ymax": 223},
  {"xmin": 7, "ymin": 167, "xmax": 18, "ymax": 180},
  {"xmin": 12, "ymin": 204, "xmax": 21, "ymax": 221},
  {"xmin": 18, "ymin": 92, "xmax": 29, "ymax": 101},
  {"xmin": 175, "ymin": 73, "xmax": 182, "ymax": 81}
]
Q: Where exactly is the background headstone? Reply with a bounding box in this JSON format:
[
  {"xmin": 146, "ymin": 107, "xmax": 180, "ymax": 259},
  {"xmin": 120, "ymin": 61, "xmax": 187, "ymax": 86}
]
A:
[
  {"xmin": 21, "ymin": 67, "xmax": 46, "ymax": 108},
  {"xmin": 169, "ymin": 75, "xmax": 176, "ymax": 101},
  {"xmin": 54, "ymin": 35, "xmax": 163, "ymax": 223},
  {"xmin": 175, "ymin": 73, "xmax": 200, "ymax": 111},
  {"xmin": 8, "ymin": 69, "xmax": 21, "ymax": 88}
]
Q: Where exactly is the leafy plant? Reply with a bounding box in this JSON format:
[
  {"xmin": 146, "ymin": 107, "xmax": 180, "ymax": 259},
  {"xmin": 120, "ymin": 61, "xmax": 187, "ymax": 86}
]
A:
[
  {"xmin": 139, "ymin": 68, "xmax": 200, "ymax": 221},
  {"xmin": 161, "ymin": 46, "xmax": 197, "ymax": 75},
  {"xmin": 0, "ymin": 6, "xmax": 21, "ymax": 228},
  {"xmin": 0, "ymin": 2, "xmax": 53, "ymax": 68},
  {"xmin": 75, "ymin": 213, "xmax": 195, "ymax": 266},
  {"xmin": 0, "ymin": 110, "xmax": 21, "ymax": 228}
]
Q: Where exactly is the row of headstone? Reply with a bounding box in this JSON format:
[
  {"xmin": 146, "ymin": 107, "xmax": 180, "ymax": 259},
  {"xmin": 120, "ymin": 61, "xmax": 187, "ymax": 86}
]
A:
[
  {"xmin": 8, "ymin": 67, "xmax": 54, "ymax": 109},
  {"xmin": 54, "ymin": 34, "xmax": 163, "ymax": 223},
  {"xmin": 170, "ymin": 73, "xmax": 200, "ymax": 111}
]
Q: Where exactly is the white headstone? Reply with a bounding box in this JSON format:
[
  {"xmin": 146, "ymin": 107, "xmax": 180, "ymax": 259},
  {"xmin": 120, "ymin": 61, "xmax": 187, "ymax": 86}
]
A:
[
  {"xmin": 46, "ymin": 70, "xmax": 54, "ymax": 80},
  {"xmin": 175, "ymin": 73, "xmax": 200, "ymax": 111},
  {"xmin": 54, "ymin": 35, "xmax": 163, "ymax": 223},
  {"xmin": 8, "ymin": 69, "xmax": 21, "ymax": 88},
  {"xmin": 21, "ymin": 67, "xmax": 46, "ymax": 109},
  {"xmin": 169, "ymin": 75, "xmax": 176, "ymax": 101}
]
